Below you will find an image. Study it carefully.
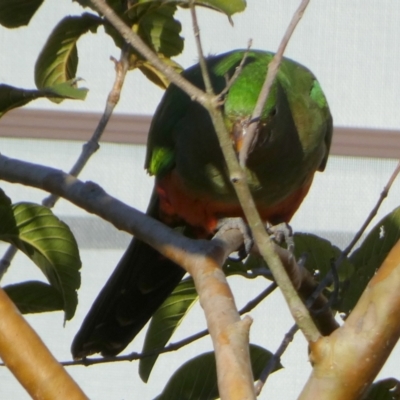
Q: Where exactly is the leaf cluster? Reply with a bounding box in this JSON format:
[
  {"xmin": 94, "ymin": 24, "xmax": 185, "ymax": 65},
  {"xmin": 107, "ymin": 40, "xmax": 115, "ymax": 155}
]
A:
[
  {"xmin": 0, "ymin": 0, "xmax": 245, "ymax": 115},
  {"xmin": 0, "ymin": 189, "xmax": 81, "ymax": 321}
]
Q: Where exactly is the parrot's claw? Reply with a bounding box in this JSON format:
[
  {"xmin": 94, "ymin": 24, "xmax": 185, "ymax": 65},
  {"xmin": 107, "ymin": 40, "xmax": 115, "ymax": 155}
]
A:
[
  {"xmin": 216, "ymin": 217, "xmax": 253, "ymax": 260},
  {"xmin": 267, "ymin": 222, "xmax": 295, "ymax": 253}
]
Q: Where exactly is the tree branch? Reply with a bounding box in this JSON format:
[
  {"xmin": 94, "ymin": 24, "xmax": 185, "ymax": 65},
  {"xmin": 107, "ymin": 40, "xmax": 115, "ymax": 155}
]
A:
[
  {"xmin": 0, "ymin": 47, "xmax": 130, "ymax": 280},
  {"xmin": 0, "ymin": 288, "xmax": 88, "ymax": 399},
  {"xmin": 59, "ymin": 282, "xmax": 276, "ymax": 367},
  {"xmin": 90, "ymin": 0, "xmax": 208, "ymax": 105},
  {"xmin": 255, "ymin": 324, "xmax": 299, "ymax": 396},
  {"xmin": 43, "ymin": 46, "xmax": 131, "ymax": 208},
  {"xmin": 0, "ymin": 154, "xmax": 256, "ymax": 400},
  {"xmin": 299, "ymin": 239, "xmax": 400, "ymax": 399}
]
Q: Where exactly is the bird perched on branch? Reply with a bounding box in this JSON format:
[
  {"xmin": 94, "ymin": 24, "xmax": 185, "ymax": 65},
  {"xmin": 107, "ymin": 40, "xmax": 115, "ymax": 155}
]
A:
[{"xmin": 72, "ymin": 49, "xmax": 332, "ymax": 358}]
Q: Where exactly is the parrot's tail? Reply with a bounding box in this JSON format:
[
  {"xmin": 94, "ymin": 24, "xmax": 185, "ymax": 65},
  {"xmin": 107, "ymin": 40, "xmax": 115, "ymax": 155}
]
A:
[{"xmin": 71, "ymin": 237, "xmax": 185, "ymax": 359}]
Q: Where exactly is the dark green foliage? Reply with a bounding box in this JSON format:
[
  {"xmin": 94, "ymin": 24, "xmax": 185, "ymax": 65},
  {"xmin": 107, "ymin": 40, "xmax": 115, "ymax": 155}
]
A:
[
  {"xmin": 3, "ymin": 281, "xmax": 64, "ymax": 314},
  {"xmin": 139, "ymin": 277, "xmax": 198, "ymax": 382},
  {"xmin": 0, "ymin": 0, "xmax": 246, "ymax": 115},
  {"xmin": 339, "ymin": 207, "xmax": 400, "ymax": 314},
  {"xmin": 34, "ymin": 14, "xmax": 102, "ymax": 102},
  {"xmin": 0, "ymin": 0, "xmax": 44, "ymax": 28},
  {"xmin": 0, "ymin": 83, "xmax": 87, "ymax": 117},
  {"xmin": 155, "ymin": 344, "xmax": 279, "ymax": 400},
  {"xmin": 363, "ymin": 378, "xmax": 400, "ymax": 400},
  {"xmin": 0, "ymin": 193, "xmax": 81, "ymax": 320}
]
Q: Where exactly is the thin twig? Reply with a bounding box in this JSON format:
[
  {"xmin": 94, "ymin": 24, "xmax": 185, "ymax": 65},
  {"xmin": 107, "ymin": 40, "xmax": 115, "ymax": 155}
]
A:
[
  {"xmin": 90, "ymin": 0, "xmax": 208, "ymax": 105},
  {"xmin": 0, "ymin": 246, "xmax": 17, "ymax": 280},
  {"xmin": 43, "ymin": 47, "xmax": 130, "ymax": 208},
  {"xmin": 53, "ymin": 282, "xmax": 277, "ymax": 367},
  {"xmin": 238, "ymin": 0, "xmax": 311, "ymax": 167},
  {"xmin": 309, "ymin": 160, "xmax": 400, "ymax": 306},
  {"xmin": 218, "ymin": 39, "xmax": 253, "ymax": 98},
  {"xmin": 0, "ymin": 48, "xmax": 131, "ymax": 282},
  {"xmin": 238, "ymin": 281, "xmax": 277, "ymax": 314},
  {"xmin": 255, "ymin": 324, "xmax": 299, "ymax": 395},
  {"xmin": 254, "ymin": 250, "xmax": 332, "ymax": 396},
  {"xmin": 189, "ymin": 0, "xmax": 213, "ymax": 95},
  {"xmin": 187, "ymin": 9, "xmax": 257, "ymax": 397}
]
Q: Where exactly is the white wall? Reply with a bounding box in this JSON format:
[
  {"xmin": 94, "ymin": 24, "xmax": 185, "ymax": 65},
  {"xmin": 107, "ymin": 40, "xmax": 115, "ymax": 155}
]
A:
[{"xmin": 2, "ymin": 1, "xmax": 400, "ymax": 130}]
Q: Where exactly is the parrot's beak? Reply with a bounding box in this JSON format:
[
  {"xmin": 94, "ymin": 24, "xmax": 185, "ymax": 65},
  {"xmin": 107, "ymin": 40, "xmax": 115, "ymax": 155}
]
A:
[
  {"xmin": 234, "ymin": 136, "xmax": 243, "ymax": 153},
  {"xmin": 231, "ymin": 121, "xmax": 246, "ymax": 154}
]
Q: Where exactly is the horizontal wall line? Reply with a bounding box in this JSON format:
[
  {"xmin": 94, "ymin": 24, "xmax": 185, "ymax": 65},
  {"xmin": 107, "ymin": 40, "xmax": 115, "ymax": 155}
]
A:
[{"xmin": 1, "ymin": 108, "xmax": 400, "ymax": 159}]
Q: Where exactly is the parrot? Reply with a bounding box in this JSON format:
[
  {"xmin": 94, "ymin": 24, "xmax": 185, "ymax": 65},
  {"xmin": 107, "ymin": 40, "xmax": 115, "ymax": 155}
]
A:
[{"xmin": 71, "ymin": 49, "xmax": 332, "ymax": 358}]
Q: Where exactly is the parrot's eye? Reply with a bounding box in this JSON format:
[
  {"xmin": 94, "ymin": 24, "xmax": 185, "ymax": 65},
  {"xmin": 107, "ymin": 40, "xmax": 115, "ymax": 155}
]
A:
[{"xmin": 270, "ymin": 107, "xmax": 277, "ymax": 117}]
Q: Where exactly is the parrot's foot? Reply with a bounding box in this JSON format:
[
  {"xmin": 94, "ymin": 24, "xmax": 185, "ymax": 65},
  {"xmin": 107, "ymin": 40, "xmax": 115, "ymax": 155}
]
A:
[
  {"xmin": 216, "ymin": 217, "xmax": 253, "ymax": 259},
  {"xmin": 267, "ymin": 223, "xmax": 294, "ymax": 253}
]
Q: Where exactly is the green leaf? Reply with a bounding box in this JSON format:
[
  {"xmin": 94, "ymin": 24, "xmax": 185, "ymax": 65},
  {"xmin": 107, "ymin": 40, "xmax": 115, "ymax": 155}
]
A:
[
  {"xmin": 135, "ymin": 3, "xmax": 184, "ymax": 57},
  {"xmin": 363, "ymin": 378, "xmax": 400, "ymax": 400},
  {"xmin": 136, "ymin": 55, "xmax": 183, "ymax": 89},
  {"xmin": 339, "ymin": 207, "xmax": 400, "ymax": 314},
  {"xmin": 34, "ymin": 13, "xmax": 102, "ymax": 97},
  {"xmin": 0, "ymin": 188, "xmax": 12, "ymax": 207},
  {"xmin": 224, "ymin": 233, "xmax": 354, "ymax": 285},
  {"xmin": 4, "ymin": 281, "xmax": 64, "ymax": 314},
  {"xmin": 139, "ymin": 253, "xmax": 271, "ymax": 382},
  {"xmin": 105, "ymin": 2, "xmax": 184, "ymax": 76},
  {"xmin": 139, "ymin": 277, "xmax": 198, "ymax": 382},
  {"xmin": 0, "ymin": 0, "xmax": 44, "ymax": 28},
  {"xmin": 155, "ymin": 344, "xmax": 279, "ymax": 400},
  {"xmin": 48, "ymin": 79, "xmax": 88, "ymax": 100},
  {"xmin": 0, "ymin": 202, "xmax": 81, "ymax": 320},
  {"xmin": 0, "ymin": 83, "xmax": 87, "ymax": 118},
  {"xmin": 293, "ymin": 233, "xmax": 353, "ymax": 283},
  {"xmin": 224, "ymin": 253, "xmax": 272, "ymax": 279},
  {"xmin": 0, "ymin": 84, "xmax": 47, "ymax": 117}
]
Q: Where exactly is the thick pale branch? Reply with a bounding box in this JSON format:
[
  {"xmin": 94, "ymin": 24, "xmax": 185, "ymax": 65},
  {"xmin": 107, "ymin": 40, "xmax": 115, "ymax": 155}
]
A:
[
  {"xmin": 190, "ymin": 229, "xmax": 256, "ymax": 400},
  {"xmin": 299, "ymin": 239, "xmax": 400, "ymax": 400},
  {"xmin": 0, "ymin": 154, "xmax": 255, "ymax": 399},
  {"xmin": 0, "ymin": 154, "xmax": 192, "ymax": 266},
  {"xmin": 0, "ymin": 288, "xmax": 88, "ymax": 399}
]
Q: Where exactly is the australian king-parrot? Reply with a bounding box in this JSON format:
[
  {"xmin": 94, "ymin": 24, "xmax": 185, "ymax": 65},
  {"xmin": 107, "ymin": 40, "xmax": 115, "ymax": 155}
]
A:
[{"xmin": 71, "ymin": 49, "xmax": 333, "ymax": 358}]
